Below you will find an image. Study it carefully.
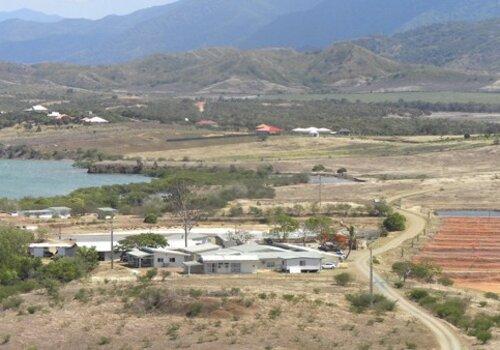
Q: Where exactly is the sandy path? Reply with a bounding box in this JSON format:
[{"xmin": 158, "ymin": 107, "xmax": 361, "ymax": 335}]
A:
[{"xmin": 353, "ymin": 209, "xmax": 467, "ymax": 350}]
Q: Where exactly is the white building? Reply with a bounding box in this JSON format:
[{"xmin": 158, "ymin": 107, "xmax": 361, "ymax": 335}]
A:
[
  {"xmin": 29, "ymin": 242, "xmax": 77, "ymax": 258},
  {"xmin": 141, "ymin": 247, "xmax": 190, "ymax": 268},
  {"xmin": 201, "ymin": 254, "xmax": 260, "ymax": 274},
  {"xmin": 82, "ymin": 116, "xmax": 109, "ymax": 124}
]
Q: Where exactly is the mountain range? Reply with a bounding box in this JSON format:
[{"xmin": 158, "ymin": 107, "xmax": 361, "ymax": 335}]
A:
[
  {"xmin": 0, "ymin": 0, "xmax": 498, "ymax": 64},
  {"xmin": 0, "ymin": 41, "xmax": 496, "ymax": 96},
  {"xmin": 0, "ymin": 8, "xmax": 62, "ymax": 24}
]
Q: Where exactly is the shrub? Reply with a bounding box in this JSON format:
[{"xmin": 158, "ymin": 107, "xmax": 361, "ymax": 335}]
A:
[
  {"xmin": 408, "ymin": 289, "xmax": 429, "ymax": 302},
  {"xmin": 143, "ymin": 213, "xmax": 158, "ymax": 224},
  {"xmin": 346, "ymin": 293, "xmax": 395, "ymax": 313},
  {"xmin": 394, "ymin": 281, "xmax": 404, "ymax": 289},
  {"xmin": 268, "ymin": 307, "xmax": 281, "ymax": 319},
  {"xmin": 474, "ymin": 330, "xmax": 492, "ymax": 344},
  {"xmin": 27, "ymin": 305, "xmax": 39, "ymax": 314},
  {"xmin": 74, "ymin": 288, "xmax": 92, "ymax": 303},
  {"xmin": 1, "ymin": 296, "xmax": 23, "ymax": 310},
  {"xmin": 484, "ymin": 292, "xmax": 498, "ymax": 300},
  {"xmin": 282, "ymin": 294, "xmax": 295, "ymax": 302},
  {"xmin": 0, "ymin": 334, "xmax": 10, "ymax": 345},
  {"xmin": 145, "ymin": 268, "xmax": 158, "ymax": 281},
  {"xmin": 42, "ymin": 258, "xmax": 83, "ymax": 282},
  {"xmin": 258, "ymin": 293, "xmax": 267, "ymax": 300},
  {"xmin": 383, "ymin": 213, "xmax": 406, "ymax": 231},
  {"xmin": 335, "ymin": 272, "xmax": 352, "ymax": 286},
  {"xmin": 189, "ymin": 289, "xmax": 203, "ymax": 298},
  {"xmin": 312, "ymin": 164, "xmax": 326, "ymax": 172},
  {"xmin": 432, "ymin": 298, "xmax": 467, "ymax": 325},
  {"xmin": 186, "ymin": 302, "xmax": 203, "ymax": 318},
  {"xmin": 98, "ymin": 336, "xmax": 111, "ymax": 345},
  {"xmin": 438, "ymin": 276, "xmax": 454, "ymax": 286}
]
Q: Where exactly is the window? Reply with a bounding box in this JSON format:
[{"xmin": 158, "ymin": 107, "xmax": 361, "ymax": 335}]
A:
[
  {"xmin": 169, "ymin": 257, "xmax": 176, "ymax": 263},
  {"xmin": 266, "ymin": 261, "xmax": 275, "ymax": 268},
  {"xmin": 157, "ymin": 258, "xmax": 164, "ymax": 263},
  {"xmin": 231, "ymin": 263, "xmax": 241, "ymax": 273},
  {"xmin": 299, "ymin": 260, "xmax": 306, "ymax": 266}
]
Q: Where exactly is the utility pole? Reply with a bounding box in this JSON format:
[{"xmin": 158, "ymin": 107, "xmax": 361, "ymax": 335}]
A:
[
  {"xmin": 369, "ymin": 246, "xmax": 374, "ymax": 306},
  {"xmin": 110, "ymin": 217, "xmax": 114, "ymax": 269},
  {"xmin": 318, "ymin": 173, "xmax": 322, "ymax": 210}
]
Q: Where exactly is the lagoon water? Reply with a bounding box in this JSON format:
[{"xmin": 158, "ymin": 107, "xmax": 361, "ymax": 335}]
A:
[{"xmin": 0, "ymin": 160, "xmax": 149, "ymax": 199}]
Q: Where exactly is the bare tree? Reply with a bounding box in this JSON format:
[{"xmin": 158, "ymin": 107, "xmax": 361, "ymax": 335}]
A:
[{"xmin": 169, "ymin": 180, "xmax": 203, "ymax": 248}]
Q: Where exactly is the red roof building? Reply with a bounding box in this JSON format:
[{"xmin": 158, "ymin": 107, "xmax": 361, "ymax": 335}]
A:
[
  {"xmin": 256, "ymin": 124, "xmax": 283, "ymax": 135},
  {"xmin": 195, "ymin": 119, "xmax": 219, "ymax": 127}
]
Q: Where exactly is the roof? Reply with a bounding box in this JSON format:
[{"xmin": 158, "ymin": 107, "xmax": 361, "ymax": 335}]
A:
[
  {"xmin": 177, "ymin": 243, "xmax": 221, "ymax": 254},
  {"xmin": 48, "ymin": 207, "xmax": 71, "ymax": 211},
  {"xmin": 201, "ymin": 254, "xmax": 260, "ymax": 262},
  {"xmin": 30, "ymin": 242, "xmax": 75, "ymax": 248},
  {"xmin": 142, "ymin": 247, "xmax": 190, "ymax": 256},
  {"xmin": 256, "ymin": 125, "xmax": 283, "ymax": 133},
  {"xmin": 126, "ymin": 248, "xmax": 153, "ymax": 258},
  {"xmin": 183, "ymin": 261, "xmax": 203, "ymax": 267},
  {"xmin": 83, "ymin": 116, "xmax": 108, "ymax": 123},
  {"xmin": 76, "ymin": 241, "xmax": 117, "ymax": 252},
  {"xmin": 195, "ymin": 119, "xmax": 218, "ymax": 126},
  {"xmin": 97, "ymin": 207, "xmax": 118, "ymax": 212}
]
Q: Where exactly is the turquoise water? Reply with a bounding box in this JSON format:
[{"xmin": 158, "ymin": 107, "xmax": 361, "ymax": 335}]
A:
[{"xmin": 0, "ymin": 160, "xmax": 149, "ymax": 199}]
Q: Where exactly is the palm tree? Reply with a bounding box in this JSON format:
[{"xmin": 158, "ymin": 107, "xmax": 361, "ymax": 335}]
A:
[{"xmin": 345, "ymin": 225, "xmax": 356, "ymax": 259}]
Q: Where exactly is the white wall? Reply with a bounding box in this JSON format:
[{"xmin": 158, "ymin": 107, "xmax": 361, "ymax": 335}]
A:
[
  {"xmin": 203, "ymin": 261, "xmax": 258, "ymax": 274},
  {"xmin": 282, "ymin": 258, "xmax": 321, "ymax": 272}
]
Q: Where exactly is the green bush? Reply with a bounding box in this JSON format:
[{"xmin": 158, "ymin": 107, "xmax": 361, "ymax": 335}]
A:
[
  {"xmin": 74, "ymin": 288, "xmax": 92, "ymax": 303},
  {"xmin": 268, "ymin": 307, "xmax": 281, "ymax": 319},
  {"xmin": 335, "ymin": 272, "xmax": 352, "ymax": 286},
  {"xmin": 484, "ymin": 292, "xmax": 498, "ymax": 300},
  {"xmin": 432, "ymin": 298, "xmax": 468, "ymax": 325},
  {"xmin": 42, "ymin": 258, "xmax": 83, "ymax": 282},
  {"xmin": 189, "ymin": 288, "xmax": 203, "ymax": 298},
  {"xmin": 383, "ymin": 213, "xmax": 406, "ymax": 231},
  {"xmin": 143, "ymin": 213, "xmax": 158, "ymax": 224},
  {"xmin": 346, "ymin": 293, "xmax": 395, "ymax": 313},
  {"xmin": 438, "ymin": 276, "xmax": 454, "ymax": 286},
  {"xmin": 408, "ymin": 289, "xmax": 429, "ymax": 302},
  {"xmin": 1, "ymin": 295, "xmax": 23, "ymax": 310},
  {"xmin": 186, "ymin": 302, "xmax": 203, "ymax": 318}
]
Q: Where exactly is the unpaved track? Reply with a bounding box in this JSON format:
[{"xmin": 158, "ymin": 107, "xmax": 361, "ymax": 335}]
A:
[{"xmin": 353, "ymin": 209, "xmax": 466, "ymax": 350}]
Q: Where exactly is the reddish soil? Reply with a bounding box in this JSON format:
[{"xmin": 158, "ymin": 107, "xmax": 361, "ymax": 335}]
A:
[{"xmin": 416, "ymin": 217, "xmax": 500, "ymax": 292}]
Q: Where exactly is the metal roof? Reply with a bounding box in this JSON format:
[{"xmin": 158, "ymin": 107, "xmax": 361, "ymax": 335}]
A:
[{"xmin": 201, "ymin": 254, "xmax": 260, "ymax": 262}]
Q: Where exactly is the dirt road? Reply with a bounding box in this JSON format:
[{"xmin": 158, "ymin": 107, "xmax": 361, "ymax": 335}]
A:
[{"xmin": 353, "ymin": 209, "xmax": 466, "ymax": 350}]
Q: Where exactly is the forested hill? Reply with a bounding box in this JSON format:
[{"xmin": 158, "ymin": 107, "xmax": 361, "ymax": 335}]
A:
[
  {"xmin": 0, "ymin": 43, "xmax": 495, "ymax": 95},
  {"xmin": 355, "ymin": 19, "xmax": 500, "ymax": 73},
  {"xmin": 0, "ymin": 0, "xmax": 497, "ymax": 64}
]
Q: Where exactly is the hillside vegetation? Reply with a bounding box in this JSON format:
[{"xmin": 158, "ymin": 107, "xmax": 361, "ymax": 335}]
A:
[
  {"xmin": 0, "ymin": 44, "xmax": 494, "ymax": 95},
  {"xmin": 355, "ymin": 19, "xmax": 500, "ymax": 73}
]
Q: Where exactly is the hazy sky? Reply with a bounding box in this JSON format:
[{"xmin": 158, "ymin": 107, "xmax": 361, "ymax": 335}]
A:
[{"xmin": 0, "ymin": 0, "xmax": 178, "ymax": 19}]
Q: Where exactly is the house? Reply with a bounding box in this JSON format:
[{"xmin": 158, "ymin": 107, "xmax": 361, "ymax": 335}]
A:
[
  {"xmin": 201, "ymin": 254, "xmax": 260, "ymax": 274},
  {"xmin": 97, "ymin": 207, "xmax": 118, "ymax": 220},
  {"xmin": 82, "ymin": 116, "xmax": 109, "ymax": 124},
  {"xmin": 28, "ymin": 105, "xmax": 48, "ymax": 113},
  {"xmin": 185, "ymin": 243, "xmax": 324, "ymax": 274},
  {"xmin": 18, "ymin": 207, "xmax": 71, "ymax": 220},
  {"xmin": 256, "ymin": 124, "xmax": 283, "ymax": 135},
  {"xmin": 195, "ymin": 119, "xmax": 218, "ymax": 128},
  {"xmin": 292, "ymin": 127, "xmax": 332, "ymax": 138},
  {"xmin": 29, "ymin": 242, "xmax": 77, "ymax": 258},
  {"xmin": 141, "ymin": 247, "xmax": 190, "ymax": 268}
]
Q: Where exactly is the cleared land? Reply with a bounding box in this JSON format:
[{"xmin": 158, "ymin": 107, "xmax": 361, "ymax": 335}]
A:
[
  {"xmin": 0, "ymin": 271, "xmax": 437, "ymax": 350},
  {"xmin": 263, "ymin": 92, "xmax": 500, "ymax": 105},
  {"xmin": 415, "ymin": 217, "xmax": 500, "ymax": 293}
]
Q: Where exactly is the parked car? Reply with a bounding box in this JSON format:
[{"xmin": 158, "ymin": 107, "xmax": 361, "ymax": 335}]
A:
[{"xmin": 321, "ymin": 262, "xmax": 337, "ymax": 270}]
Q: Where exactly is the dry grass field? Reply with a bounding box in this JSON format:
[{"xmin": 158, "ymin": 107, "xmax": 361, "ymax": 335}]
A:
[{"xmin": 0, "ymin": 270, "xmax": 437, "ymax": 350}]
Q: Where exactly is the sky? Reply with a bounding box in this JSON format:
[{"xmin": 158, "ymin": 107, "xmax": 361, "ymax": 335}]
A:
[{"xmin": 0, "ymin": 0, "xmax": 178, "ymax": 19}]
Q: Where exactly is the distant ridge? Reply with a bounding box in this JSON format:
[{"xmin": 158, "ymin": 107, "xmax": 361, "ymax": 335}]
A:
[
  {"xmin": 0, "ymin": 0, "xmax": 497, "ymax": 64},
  {"xmin": 0, "ymin": 8, "xmax": 62, "ymax": 23}
]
